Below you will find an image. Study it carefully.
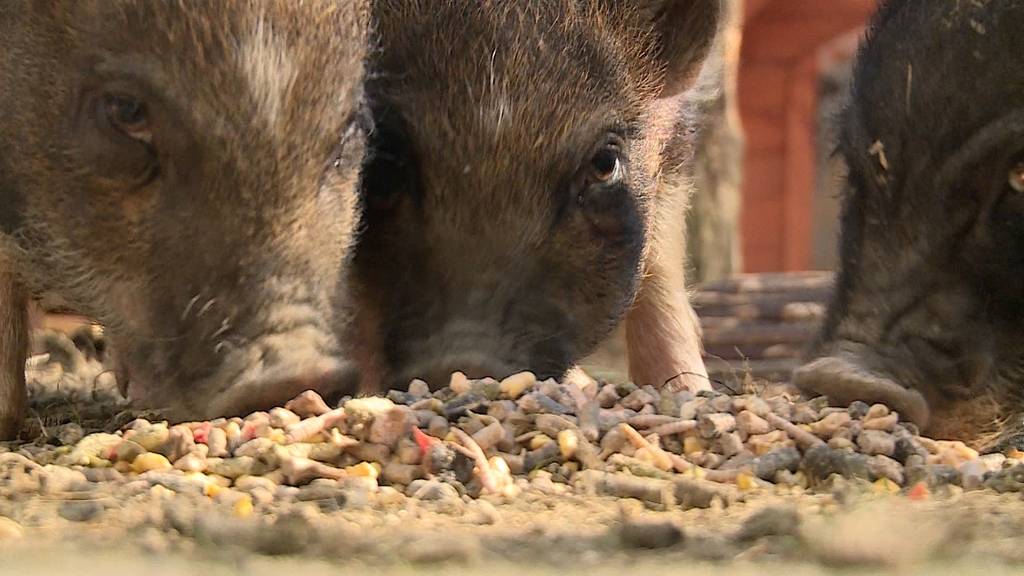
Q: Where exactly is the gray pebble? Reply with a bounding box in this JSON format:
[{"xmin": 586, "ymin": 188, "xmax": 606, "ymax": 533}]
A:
[
  {"xmin": 857, "ymin": 430, "xmax": 896, "ymax": 457},
  {"xmin": 619, "ymin": 517, "xmax": 683, "ymax": 549},
  {"xmin": 752, "ymin": 447, "xmax": 801, "ymax": 480},
  {"xmin": 58, "ymin": 499, "xmax": 104, "ymax": 522},
  {"xmin": 736, "ymin": 506, "xmax": 800, "ymax": 542}
]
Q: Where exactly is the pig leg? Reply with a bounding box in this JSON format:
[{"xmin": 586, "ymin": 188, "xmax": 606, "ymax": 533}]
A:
[
  {"xmin": 625, "ymin": 180, "xmax": 709, "ymax": 393},
  {"xmin": 0, "ymin": 267, "xmax": 27, "ymax": 440}
]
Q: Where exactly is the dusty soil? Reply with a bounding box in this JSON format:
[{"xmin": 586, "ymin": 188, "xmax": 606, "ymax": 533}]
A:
[{"xmin": 6, "ymin": 324, "xmax": 1024, "ymax": 574}]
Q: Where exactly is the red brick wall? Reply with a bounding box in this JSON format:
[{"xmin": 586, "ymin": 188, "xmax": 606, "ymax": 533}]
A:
[{"xmin": 739, "ymin": 0, "xmax": 877, "ymax": 272}]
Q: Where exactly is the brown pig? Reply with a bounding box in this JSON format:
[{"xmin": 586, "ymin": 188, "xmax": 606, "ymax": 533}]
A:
[
  {"xmin": 0, "ymin": 1, "xmax": 371, "ymax": 438},
  {"xmin": 353, "ymin": 1, "xmax": 722, "ymax": 392}
]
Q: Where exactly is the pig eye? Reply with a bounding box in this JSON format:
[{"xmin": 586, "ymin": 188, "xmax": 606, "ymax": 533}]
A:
[
  {"xmin": 589, "ymin": 147, "xmax": 623, "ymax": 184},
  {"xmin": 101, "ymin": 94, "xmax": 152, "ymax": 143},
  {"xmin": 1009, "ymin": 163, "xmax": 1024, "ymax": 193}
]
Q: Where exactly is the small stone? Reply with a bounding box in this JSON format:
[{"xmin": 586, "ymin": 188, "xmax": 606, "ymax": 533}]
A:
[
  {"xmin": 500, "ymin": 371, "xmax": 537, "ymax": 399},
  {"xmin": 369, "ymin": 406, "xmax": 415, "ymax": 447},
  {"xmin": 747, "ymin": 430, "xmax": 790, "ymax": 456},
  {"xmin": 234, "ymin": 438, "xmax": 276, "ymax": 459},
  {"xmin": 382, "ymin": 462, "xmax": 425, "ymax": 486},
  {"xmin": 736, "ymin": 506, "xmax": 800, "ymax": 542},
  {"xmin": 752, "ymin": 447, "xmax": 801, "ymax": 480},
  {"xmin": 173, "ymin": 452, "xmax": 207, "ymax": 473},
  {"xmin": 466, "ymin": 499, "xmax": 501, "ymax": 525},
  {"xmin": 905, "ymin": 463, "xmax": 959, "ymax": 488},
  {"xmin": 55, "ymin": 423, "xmax": 85, "ymax": 447},
  {"xmin": 206, "ymin": 456, "xmax": 266, "ymax": 479},
  {"xmin": 596, "ymin": 384, "xmax": 621, "ymax": 409},
  {"xmin": 39, "ymin": 465, "xmax": 90, "ymax": 494},
  {"xmin": 959, "ymin": 460, "xmax": 987, "ymax": 491},
  {"xmin": 846, "ymin": 401, "xmax": 870, "ymax": 419},
  {"xmin": 206, "ymin": 427, "xmax": 229, "ymax": 458},
  {"xmin": 408, "ymin": 479, "xmax": 460, "ymax": 501},
  {"xmin": 810, "ymin": 412, "xmax": 851, "ymax": 439},
  {"xmin": 347, "ymin": 442, "xmax": 390, "ymax": 464},
  {"xmin": 345, "ymin": 462, "xmax": 380, "ymax": 480},
  {"xmin": 733, "ymin": 396, "xmax": 772, "ymax": 418},
  {"xmin": 558, "ymin": 429, "xmax": 579, "ymax": 460},
  {"xmin": 736, "ymin": 411, "xmax": 771, "ymax": 437},
  {"xmin": 678, "ymin": 399, "xmax": 704, "ymax": 421},
  {"xmin": 58, "ymin": 499, "xmax": 104, "ymax": 522},
  {"xmin": 619, "ymin": 517, "xmax": 683, "ymax": 549},
  {"xmin": 161, "ymin": 425, "xmax": 196, "ymax": 462},
  {"xmin": 427, "ymin": 416, "xmax": 449, "ymax": 438},
  {"xmin": 443, "ymin": 393, "xmax": 487, "ymax": 419},
  {"xmin": 828, "ymin": 437, "xmax": 856, "ymax": 451},
  {"xmin": 865, "ymin": 403, "xmax": 890, "ymax": 419},
  {"xmin": 407, "ymin": 379, "xmax": 431, "ymax": 398},
  {"xmin": 518, "ymin": 392, "xmax": 571, "ymax": 415},
  {"xmin": 620, "ymin": 388, "xmax": 658, "ymax": 411},
  {"xmin": 862, "ymin": 413, "xmax": 899, "ymax": 432},
  {"xmin": 790, "ymin": 404, "xmax": 819, "ymax": 425},
  {"xmin": 132, "ymin": 453, "xmax": 172, "ymax": 474},
  {"xmin": 892, "ymin": 435, "xmax": 929, "ymax": 464},
  {"xmin": 269, "ymin": 408, "xmax": 301, "ymax": 429},
  {"xmin": 714, "ymin": 432, "xmax": 744, "ymax": 458},
  {"xmin": 63, "ymin": 433, "xmax": 122, "ymax": 466},
  {"xmin": 857, "ymin": 430, "xmax": 896, "ymax": 457},
  {"xmin": 236, "ymin": 475, "xmax": 278, "ymax": 493},
  {"xmin": 698, "ymin": 413, "xmax": 736, "ymax": 439},
  {"xmin": 449, "ymin": 371, "xmax": 472, "ymax": 395},
  {"xmin": 683, "ymin": 436, "xmax": 705, "ymax": 456},
  {"xmin": 132, "ymin": 423, "xmax": 171, "ymax": 452},
  {"xmin": 285, "ymin": 390, "xmax": 332, "ymax": 417},
  {"xmin": 82, "ymin": 468, "xmax": 123, "ymax": 483},
  {"xmin": 867, "ymin": 455, "xmax": 905, "ymax": 485},
  {"xmin": 802, "ymin": 445, "xmax": 870, "ymax": 483},
  {"xmin": 673, "ymin": 477, "xmax": 738, "ymax": 509},
  {"xmin": 115, "ymin": 440, "xmax": 147, "ymax": 463}
]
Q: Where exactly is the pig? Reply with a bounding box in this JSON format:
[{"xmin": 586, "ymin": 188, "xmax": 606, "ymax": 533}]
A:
[
  {"xmin": 794, "ymin": 0, "xmax": 1024, "ymax": 449},
  {"xmin": 352, "ymin": 1, "xmax": 722, "ymax": 392},
  {"xmin": 0, "ymin": 1, "xmax": 371, "ymax": 439}
]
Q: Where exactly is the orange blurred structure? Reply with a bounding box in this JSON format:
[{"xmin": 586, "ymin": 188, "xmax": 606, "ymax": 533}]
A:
[{"xmin": 739, "ymin": 0, "xmax": 877, "ymax": 272}]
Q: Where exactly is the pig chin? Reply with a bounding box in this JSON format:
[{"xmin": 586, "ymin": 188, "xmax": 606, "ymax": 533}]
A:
[
  {"xmin": 384, "ymin": 329, "xmax": 575, "ymax": 390},
  {"xmin": 795, "ymin": 333, "xmax": 1003, "ymax": 448},
  {"xmin": 123, "ymin": 335, "xmax": 355, "ymax": 421}
]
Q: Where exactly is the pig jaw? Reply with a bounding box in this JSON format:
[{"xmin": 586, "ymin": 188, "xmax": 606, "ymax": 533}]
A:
[{"xmin": 794, "ymin": 287, "xmax": 1009, "ymax": 448}]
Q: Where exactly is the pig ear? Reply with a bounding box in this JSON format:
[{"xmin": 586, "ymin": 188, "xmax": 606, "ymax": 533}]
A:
[{"xmin": 636, "ymin": 0, "xmax": 723, "ymax": 97}]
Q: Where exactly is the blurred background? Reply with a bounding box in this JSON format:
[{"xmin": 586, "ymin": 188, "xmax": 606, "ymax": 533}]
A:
[{"xmin": 688, "ymin": 0, "xmax": 878, "ymax": 281}]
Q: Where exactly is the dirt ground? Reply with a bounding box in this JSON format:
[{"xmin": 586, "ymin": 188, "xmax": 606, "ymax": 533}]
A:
[
  {"xmin": 9, "ymin": 326, "xmax": 1024, "ymax": 575},
  {"xmin": 2, "ymin": 466, "xmax": 1024, "ymax": 574}
]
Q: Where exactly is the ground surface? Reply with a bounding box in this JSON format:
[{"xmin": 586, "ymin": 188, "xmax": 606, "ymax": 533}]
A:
[{"xmin": 10, "ymin": 274, "xmax": 1024, "ymax": 575}]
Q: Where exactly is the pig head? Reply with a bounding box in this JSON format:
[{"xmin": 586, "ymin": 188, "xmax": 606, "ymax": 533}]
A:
[
  {"xmin": 0, "ymin": 1, "xmax": 371, "ymax": 436},
  {"xmin": 353, "ymin": 0, "xmax": 722, "ymax": 392},
  {"xmin": 795, "ymin": 0, "xmax": 1024, "ymax": 449}
]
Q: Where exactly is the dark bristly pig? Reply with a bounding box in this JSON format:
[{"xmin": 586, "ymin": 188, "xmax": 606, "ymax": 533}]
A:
[
  {"xmin": 353, "ymin": 1, "xmax": 722, "ymax": 392},
  {"xmin": 795, "ymin": 0, "xmax": 1024, "ymax": 449},
  {"xmin": 0, "ymin": 1, "xmax": 372, "ymax": 438}
]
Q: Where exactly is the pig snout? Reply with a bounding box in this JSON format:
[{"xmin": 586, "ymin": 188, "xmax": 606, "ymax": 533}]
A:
[
  {"xmin": 794, "ymin": 327, "xmax": 1000, "ymax": 444},
  {"xmin": 127, "ymin": 287, "xmax": 354, "ymax": 419},
  {"xmin": 793, "ymin": 347, "xmax": 931, "ymax": 429},
  {"xmin": 382, "ymin": 318, "xmax": 574, "ymax": 391}
]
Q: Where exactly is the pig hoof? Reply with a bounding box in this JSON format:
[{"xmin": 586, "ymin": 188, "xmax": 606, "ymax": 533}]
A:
[{"xmin": 793, "ymin": 355, "xmax": 930, "ymax": 428}]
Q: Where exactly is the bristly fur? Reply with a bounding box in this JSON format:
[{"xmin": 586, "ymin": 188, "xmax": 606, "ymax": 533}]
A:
[
  {"xmin": 0, "ymin": 1, "xmax": 372, "ymax": 427},
  {"xmin": 353, "ymin": 0, "xmax": 721, "ymax": 391},
  {"xmin": 798, "ymin": 0, "xmax": 1024, "ymax": 449}
]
